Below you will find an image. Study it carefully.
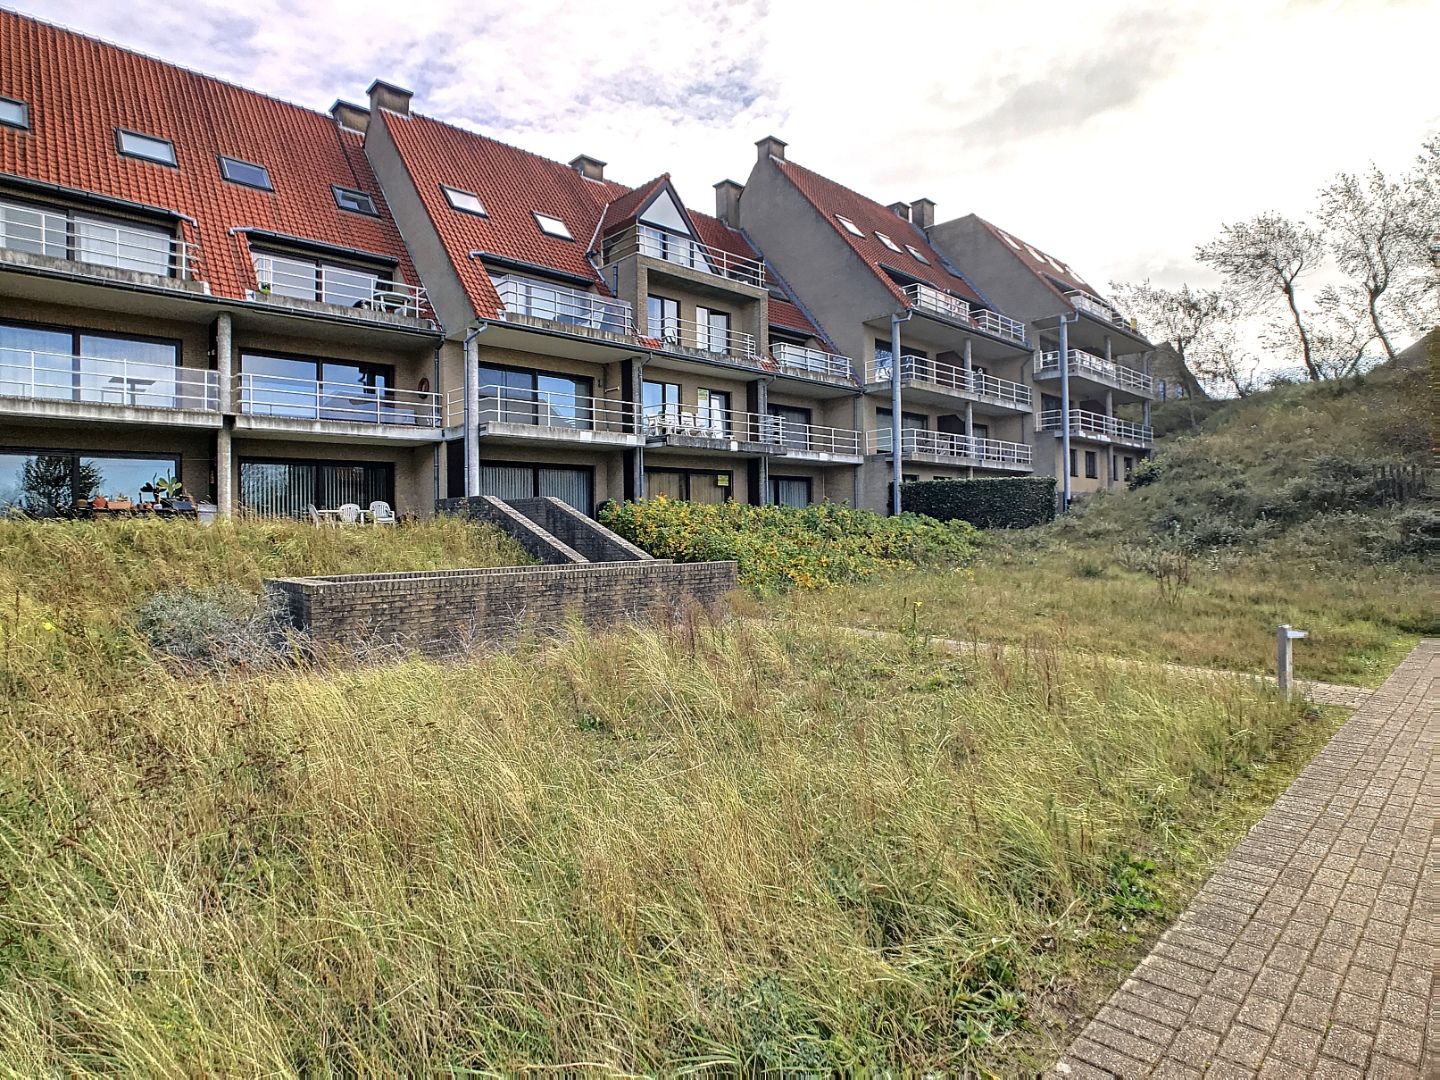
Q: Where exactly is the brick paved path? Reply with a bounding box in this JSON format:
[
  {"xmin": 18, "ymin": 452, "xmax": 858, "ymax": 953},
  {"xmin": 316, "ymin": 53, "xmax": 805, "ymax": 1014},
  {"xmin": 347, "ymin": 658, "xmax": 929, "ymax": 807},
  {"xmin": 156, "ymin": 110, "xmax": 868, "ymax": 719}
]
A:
[{"xmin": 1049, "ymin": 638, "xmax": 1436, "ymax": 1079}]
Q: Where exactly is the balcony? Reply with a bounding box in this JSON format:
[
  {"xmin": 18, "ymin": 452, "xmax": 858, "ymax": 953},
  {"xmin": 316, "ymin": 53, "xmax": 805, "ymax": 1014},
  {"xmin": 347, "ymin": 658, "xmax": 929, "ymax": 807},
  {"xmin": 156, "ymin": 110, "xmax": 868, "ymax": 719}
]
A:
[
  {"xmin": 0, "ymin": 350, "xmax": 219, "ymax": 420},
  {"xmin": 252, "ymin": 255, "xmax": 430, "ymax": 319},
  {"xmin": 493, "ymin": 275, "xmax": 635, "ymax": 336},
  {"xmin": 0, "ymin": 200, "xmax": 202, "ymax": 280},
  {"xmin": 235, "ymin": 372, "xmax": 441, "ymax": 434},
  {"xmin": 902, "ymin": 283, "xmax": 1027, "ymax": 343},
  {"xmin": 444, "ymin": 384, "xmax": 641, "ymax": 448},
  {"xmin": 645, "ymin": 316, "xmax": 756, "ymax": 361},
  {"xmin": 868, "ymin": 353, "xmax": 1032, "ymax": 412},
  {"xmin": 1037, "ymin": 408, "xmax": 1152, "ymax": 446},
  {"xmin": 773, "ymin": 419, "xmax": 864, "ymax": 461},
  {"xmin": 605, "ymin": 224, "xmax": 766, "ymax": 288},
  {"xmin": 644, "ymin": 404, "xmax": 784, "ymax": 454},
  {"xmin": 1065, "ymin": 289, "xmax": 1135, "ymax": 332},
  {"xmin": 769, "ymin": 343, "xmax": 855, "ymax": 382},
  {"xmin": 1035, "ymin": 349, "xmax": 1153, "ymax": 396},
  {"xmin": 868, "ymin": 428, "xmax": 1033, "ymax": 469}
]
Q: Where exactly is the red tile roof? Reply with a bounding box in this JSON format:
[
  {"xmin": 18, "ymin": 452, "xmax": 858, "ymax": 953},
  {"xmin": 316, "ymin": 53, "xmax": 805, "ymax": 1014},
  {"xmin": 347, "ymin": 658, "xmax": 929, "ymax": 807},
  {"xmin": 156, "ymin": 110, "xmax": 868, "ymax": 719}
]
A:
[
  {"xmin": 0, "ymin": 10, "xmax": 422, "ymax": 305},
  {"xmin": 379, "ymin": 109, "xmax": 629, "ymax": 317},
  {"xmin": 772, "ymin": 157, "xmax": 983, "ymax": 307},
  {"xmin": 597, "ymin": 175, "xmax": 670, "ymax": 237},
  {"xmin": 974, "ymin": 216, "xmax": 1099, "ymax": 299},
  {"xmin": 767, "ymin": 296, "xmax": 822, "ymax": 337}
]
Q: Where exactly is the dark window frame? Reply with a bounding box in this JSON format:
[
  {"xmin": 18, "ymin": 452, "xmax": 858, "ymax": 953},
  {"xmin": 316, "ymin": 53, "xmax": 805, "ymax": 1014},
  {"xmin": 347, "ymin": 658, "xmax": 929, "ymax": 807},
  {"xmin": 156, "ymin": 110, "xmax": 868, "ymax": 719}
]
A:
[
  {"xmin": 475, "ymin": 458, "xmax": 597, "ymax": 514},
  {"xmin": 218, "ymin": 155, "xmax": 273, "ymax": 191},
  {"xmin": 476, "ymin": 362, "xmax": 596, "ymax": 428},
  {"xmin": 332, "ymin": 185, "xmax": 378, "ymax": 216},
  {"xmin": 237, "ymin": 456, "xmax": 395, "ymax": 516},
  {"xmin": 1084, "ymin": 450, "xmax": 1098, "ymax": 479},
  {"xmin": 770, "ymin": 474, "xmax": 812, "ymax": 508},
  {"xmin": 441, "ymin": 184, "xmax": 487, "ymax": 216},
  {"xmin": 114, "ymin": 128, "xmax": 177, "ymax": 167},
  {"xmin": 0, "ymin": 190, "xmax": 181, "ymax": 274},
  {"xmin": 248, "ymin": 246, "xmax": 396, "ymax": 304},
  {"xmin": 0, "ymin": 445, "xmax": 182, "ymax": 514},
  {"xmin": 238, "ymin": 347, "xmax": 395, "ymax": 387},
  {"xmin": 0, "ymin": 96, "xmax": 29, "ymax": 131},
  {"xmin": 1, "ymin": 316, "xmax": 184, "ymax": 401},
  {"xmin": 644, "ymin": 466, "xmax": 735, "ymax": 502}
]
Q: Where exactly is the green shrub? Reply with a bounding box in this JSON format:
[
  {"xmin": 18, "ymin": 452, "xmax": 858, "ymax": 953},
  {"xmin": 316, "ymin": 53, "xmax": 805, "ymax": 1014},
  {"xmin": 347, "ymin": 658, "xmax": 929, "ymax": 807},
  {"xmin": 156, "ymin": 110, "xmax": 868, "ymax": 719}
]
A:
[
  {"xmin": 899, "ymin": 477, "xmax": 1057, "ymax": 528},
  {"xmin": 599, "ymin": 498, "xmax": 976, "ymax": 592}
]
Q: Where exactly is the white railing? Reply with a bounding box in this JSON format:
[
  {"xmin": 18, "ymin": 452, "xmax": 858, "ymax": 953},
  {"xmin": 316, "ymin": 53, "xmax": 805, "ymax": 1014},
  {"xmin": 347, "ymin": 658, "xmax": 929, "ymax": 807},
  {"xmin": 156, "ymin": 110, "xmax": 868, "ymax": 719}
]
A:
[
  {"xmin": 0, "ymin": 199, "xmax": 200, "ymax": 279},
  {"xmin": 235, "ymin": 372, "xmax": 440, "ymax": 427},
  {"xmin": 770, "ymin": 342, "xmax": 854, "ymax": 381},
  {"xmin": 0, "ymin": 350, "xmax": 219, "ymax": 411},
  {"xmin": 645, "ymin": 316, "xmax": 756, "ymax": 359},
  {"xmin": 868, "ymin": 353, "xmax": 1032, "ymax": 409},
  {"xmin": 1037, "ymin": 408, "xmax": 1152, "ymax": 445},
  {"xmin": 868, "ymin": 428, "xmax": 1033, "ymax": 467},
  {"xmin": 902, "ymin": 282, "xmax": 1027, "ymax": 343},
  {"xmin": 1065, "ymin": 289, "xmax": 1130, "ymax": 329},
  {"xmin": 1035, "ymin": 349, "xmax": 1153, "ymax": 394},
  {"xmin": 252, "ymin": 256, "xmax": 429, "ymax": 318},
  {"xmin": 645, "ymin": 404, "xmax": 782, "ymax": 445},
  {"xmin": 606, "ymin": 224, "xmax": 766, "ymax": 288},
  {"xmin": 468, "ymin": 383, "xmax": 636, "ymax": 434},
  {"xmin": 773, "ymin": 419, "xmax": 863, "ymax": 457},
  {"xmin": 492, "ymin": 275, "xmax": 635, "ymax": 335}
]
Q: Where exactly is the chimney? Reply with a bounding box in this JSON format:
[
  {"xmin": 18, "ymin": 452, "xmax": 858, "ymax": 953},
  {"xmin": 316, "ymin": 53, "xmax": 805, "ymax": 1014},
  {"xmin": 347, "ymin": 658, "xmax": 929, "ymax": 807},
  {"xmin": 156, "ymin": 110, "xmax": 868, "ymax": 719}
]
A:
[
  {"xmin": 911, "ymin": 197, "xmax": 936, "ymax": 229},
  {"xmin": 755, "ymin": 134, "xmax": 787, "ymax": 162},
  {"xmin": 569, "ymin": 154, "xmax": 606, "ymax": 182},
  {"xmin": 713, "ymin": 179, "xmax": 743, "ymax": 227},
  {"xmin": 887, "ymin": 201, "xmax": 911, "ymax": 221},
  {"xmin": 366, "ymin": 79, "xmax": 413, "ymax": 117},
  {"xmin": 329, "ymin": 100, "xmax": 370, "ymax": 134}
]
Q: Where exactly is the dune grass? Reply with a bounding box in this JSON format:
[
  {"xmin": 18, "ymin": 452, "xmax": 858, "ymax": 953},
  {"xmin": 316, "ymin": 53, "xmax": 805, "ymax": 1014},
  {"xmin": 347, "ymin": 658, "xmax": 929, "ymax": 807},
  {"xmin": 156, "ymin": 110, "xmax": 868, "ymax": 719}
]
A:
[{"xmin": 0, "ymin": 589, "xmax": 1336, "ymax": 1073}]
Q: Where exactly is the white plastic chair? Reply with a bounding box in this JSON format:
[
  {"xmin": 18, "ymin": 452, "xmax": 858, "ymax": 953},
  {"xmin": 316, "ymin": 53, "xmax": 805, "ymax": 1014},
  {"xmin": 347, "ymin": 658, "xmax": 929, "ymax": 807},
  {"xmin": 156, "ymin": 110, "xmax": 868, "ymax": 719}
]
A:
[
  {"xmin": 368, "ymin": 500, "xmax": 396, "ymax": 525},
  {"xmin": 337, "ymin": 503, "xmax": 362, "ymax": 525}
]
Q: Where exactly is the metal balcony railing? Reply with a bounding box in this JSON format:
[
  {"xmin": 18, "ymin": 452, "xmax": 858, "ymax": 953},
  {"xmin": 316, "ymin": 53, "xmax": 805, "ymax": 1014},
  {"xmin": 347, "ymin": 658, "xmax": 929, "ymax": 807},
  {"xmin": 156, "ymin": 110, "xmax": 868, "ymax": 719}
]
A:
[
  {"xmin": 1064, "ymin": 288, "xmax": 1134, "ymax": 330},
  {"xmin": 0, "ymin": 350, "xmax": 219, "ymax": 411},
  {"xmin": 252, "ymin": 255, "xmax": 430, "ymax": 318},
  {"xmin": 769, "ymin": 342, "xmax": 854, "ymax": 381},
  {"xmin": 492, "ymin": 275, "xmax": 635, "ymax": 335},
  {"xmin": 901, "ymin": 282, "xmax": 1026, "ymax": 342},
  {"xmin": 235, "ymin": 372, "xmax": 440, "ymax": 427},
  {"xmin": 772, "ymin": 419, "xmax": 863, "ymax": 456},
  {"xmin": 1035, "ymin": 349, "xmax": 1153, "ymax": 395},
  {"xmin": 463, "ymin": 384, "xmax": 636, "ymax": 435},
  {"xmin": 868, "ymin": 353, "xmax": 1032, "ymax": 409},
  {"xmin": 645, "ymin": 316, "xmax": 756, "ymax": 359},
  {"xmin": 0, "ymin": 199, "xmax": 201, "ymax": 279},
  {"xmin": 604, "ymin": 224, "xmax": 766, "ymax": 288},
  {"xmin": 1037, "ymin": 408, "xmax": 1152, "ymax": 444},
  {"xmin": 868, "ymin": 427, "xmax": 1033, "ymax": 466},
  {"xmin": 644, "ymin": 404, "xmax": 783, "ymax": 446}
]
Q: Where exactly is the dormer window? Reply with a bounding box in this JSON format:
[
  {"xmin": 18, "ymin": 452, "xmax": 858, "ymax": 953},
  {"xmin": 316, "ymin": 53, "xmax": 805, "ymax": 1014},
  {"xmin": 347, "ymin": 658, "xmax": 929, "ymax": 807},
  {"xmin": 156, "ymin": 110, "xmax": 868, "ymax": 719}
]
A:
[
  {"xmin": 875, "ymin": 231, "xmax": 901, "ymax": 253},
  {"xmin": 333, "ymin": 186, "xmax": 378, "ymax": 216},
  {"xmin": 442, "ymin": 185, "xmax": 486, "ymax": 216},
  {"xmin": 905, "ymin": 244, "xmax": 929, "ymax": 265},
  {"xmin": 0, "ymin": 97, "xmax": 28, "ymax": 131},
  {"xmin": 116, "ymin": 129, "xmax": 176, "ymax": 166},
  {"xmin": 219, "ymin": 156, "xmax": 272, "ymax": 191},
  {"xmin": 835, "ymin": 214, "xmax": 863, "ymax": 236},
  {"xmin": 533, "ymin": 212, "xmax": 572, "ymax": 240}
]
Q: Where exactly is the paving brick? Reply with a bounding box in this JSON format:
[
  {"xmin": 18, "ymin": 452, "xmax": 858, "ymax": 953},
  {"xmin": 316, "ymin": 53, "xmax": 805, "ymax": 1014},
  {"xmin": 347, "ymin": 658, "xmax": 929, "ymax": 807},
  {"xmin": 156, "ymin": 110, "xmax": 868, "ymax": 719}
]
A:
[
  {"xmin": 1215, "ymin": 1024, "xmax": 1271, "ymax": 1070},
  {"xmin": 1267, "ymin": 1023, "xmax": 1322, "ymax": 1068},
  {"xmin": 1372, "ymin": 1019, "xmax": 1422, "ymax": 1066},
  {"xmin": 1319, "ymin": 1024, "xmax": 1372, "ymax": 1069},
  {"xmin": 1233, "ymin": 995, "xmax": 1285, "ymax": 1035}
]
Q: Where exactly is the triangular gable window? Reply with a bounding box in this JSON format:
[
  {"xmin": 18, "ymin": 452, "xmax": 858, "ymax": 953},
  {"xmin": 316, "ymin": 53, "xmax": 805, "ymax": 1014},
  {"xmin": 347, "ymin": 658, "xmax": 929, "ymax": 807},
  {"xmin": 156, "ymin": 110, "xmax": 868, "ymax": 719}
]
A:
[{"xmin": 638, "ymin": 189, "xmax": 691, "ymax": 234}]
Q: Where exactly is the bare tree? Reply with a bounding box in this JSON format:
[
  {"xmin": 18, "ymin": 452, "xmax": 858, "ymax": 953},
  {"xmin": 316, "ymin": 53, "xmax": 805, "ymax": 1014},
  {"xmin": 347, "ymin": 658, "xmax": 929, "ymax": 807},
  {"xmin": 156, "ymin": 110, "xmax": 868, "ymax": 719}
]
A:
[
  {"xmin": 1109, "ymin": 280, "xmax": 1228, "ymax": 380},
  {"xmin": 1307, "ymin": 285, "xmax": 1380, "ymax": 378},
  {"xmin": 1197, "ymin": 214, "xmax": 1325, "ymax": 380},
  {"xmin": 1195, "ymin": 323, "xmax": 1264, "ymax": 397},
  {"xmin": 1316, "ymin": 164, "xmax": 1431, "ymax": 360}
]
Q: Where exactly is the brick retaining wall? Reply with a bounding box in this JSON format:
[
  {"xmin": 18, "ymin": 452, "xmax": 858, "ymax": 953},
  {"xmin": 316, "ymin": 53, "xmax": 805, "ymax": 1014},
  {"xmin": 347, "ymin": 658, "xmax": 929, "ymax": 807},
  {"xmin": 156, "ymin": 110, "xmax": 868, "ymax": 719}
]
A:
[{"xmin": 266, "ymin": 560, "xmax": 738, "ymax": 654}]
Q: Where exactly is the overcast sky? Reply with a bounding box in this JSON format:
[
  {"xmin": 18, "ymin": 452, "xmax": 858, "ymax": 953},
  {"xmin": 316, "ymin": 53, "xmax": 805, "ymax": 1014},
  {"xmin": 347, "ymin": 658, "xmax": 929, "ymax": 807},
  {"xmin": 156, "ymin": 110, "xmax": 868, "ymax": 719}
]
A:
[{"xmin": 13, "ymin": 0, "xmax": 1438, "ymax": 295}]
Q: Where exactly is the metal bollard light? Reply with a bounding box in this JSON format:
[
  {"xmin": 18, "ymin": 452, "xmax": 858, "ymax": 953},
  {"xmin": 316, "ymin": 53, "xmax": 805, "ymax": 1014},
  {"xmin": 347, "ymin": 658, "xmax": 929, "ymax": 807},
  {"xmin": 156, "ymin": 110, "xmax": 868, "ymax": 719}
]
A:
[{"xmin": 1277, "ymin": 624, "xmax": 1309, "ymax": 699}]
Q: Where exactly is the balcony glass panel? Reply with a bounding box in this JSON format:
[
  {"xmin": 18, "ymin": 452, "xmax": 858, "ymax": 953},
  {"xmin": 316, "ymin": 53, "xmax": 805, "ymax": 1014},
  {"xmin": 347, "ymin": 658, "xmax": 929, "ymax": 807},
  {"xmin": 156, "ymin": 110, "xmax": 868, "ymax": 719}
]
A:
[{"xmin": 74, "ymin": 214, "xmax": 171, "ymax": 275}]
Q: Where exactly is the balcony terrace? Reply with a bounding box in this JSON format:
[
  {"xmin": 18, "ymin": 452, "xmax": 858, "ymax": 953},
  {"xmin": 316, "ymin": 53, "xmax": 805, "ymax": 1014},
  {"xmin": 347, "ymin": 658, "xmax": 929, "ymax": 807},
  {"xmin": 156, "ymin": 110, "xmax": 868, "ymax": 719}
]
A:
[
  {"xmin": 902, "ymin": 282, "xmax": 1027, "ymax": 344},
  {"xmin": 444, "ymin": 384, "xmax": 641, "ymax": 448},
  {"xmin": 868, "ymin": 352, "xmax": 1032, "ymax": 412},
  {"xmin": 0, "ymin": 199, "xmax": 203, "ymax": 283},
  {"xmin": 604, "ymin": 224, "xmax": 766, "ymax": 289},
  {"xmin": 1035, "ymin": 349, "xmax": 1153, "ymax": 397},
  {"xmin": 1036, "ymin": 408, "xmax": 1152, "ymax": 446},
  {"xmin": 868, "ymin": 428, "xmax": 1033, "ymax": 469},
  {"xmin": 0, "ymin": 349, "xmax": 219, "ymax": 424},
  {"xmin": 252, "ymin": 255, "xmax": 430, "ymax": 320},
  {"xmin": 234, "ymin": 372, "xmax": 441, "ymax": 443}
]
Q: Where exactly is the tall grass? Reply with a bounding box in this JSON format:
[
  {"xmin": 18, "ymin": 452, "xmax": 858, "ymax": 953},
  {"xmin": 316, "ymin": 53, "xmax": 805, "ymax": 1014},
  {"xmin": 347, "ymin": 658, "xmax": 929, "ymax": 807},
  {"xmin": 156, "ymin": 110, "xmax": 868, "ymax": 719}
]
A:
[{"xmin": 0, "ymin": 600, "xmax": 1330, "ymax": 1073}]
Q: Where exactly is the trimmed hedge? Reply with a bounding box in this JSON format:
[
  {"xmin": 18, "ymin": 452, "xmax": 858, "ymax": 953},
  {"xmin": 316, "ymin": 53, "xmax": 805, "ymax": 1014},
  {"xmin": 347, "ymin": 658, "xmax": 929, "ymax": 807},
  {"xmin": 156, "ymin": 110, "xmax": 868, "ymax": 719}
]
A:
[{"xmin": 900, "ymin": 477, "xmax": 1057, "ymax": 529}]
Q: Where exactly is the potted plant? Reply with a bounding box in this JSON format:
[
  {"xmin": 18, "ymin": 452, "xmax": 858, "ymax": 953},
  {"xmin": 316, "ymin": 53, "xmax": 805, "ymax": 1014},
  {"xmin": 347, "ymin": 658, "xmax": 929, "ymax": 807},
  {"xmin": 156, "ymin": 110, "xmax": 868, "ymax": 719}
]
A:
[
  {"xmin": 108, "ymin": 495, "xmax": 133, "ymax": 512},
  {"xmin": 90, "ymin": 494, "xmax": 108, "ymax": 511}
]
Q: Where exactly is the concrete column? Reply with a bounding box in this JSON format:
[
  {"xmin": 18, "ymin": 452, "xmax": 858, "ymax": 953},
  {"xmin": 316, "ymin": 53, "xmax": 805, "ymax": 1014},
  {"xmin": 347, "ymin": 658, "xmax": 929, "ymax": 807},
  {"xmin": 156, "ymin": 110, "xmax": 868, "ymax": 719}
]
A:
[
  {"xmin": 632, "ymin": 357, "xmax": 647, "ymax": 499},
  {"xmin": 962, "ymin": 340, "xmax": 973, "ymax": 370},
  {"xmin": 215, "ymin": 428, "xmax": 233, "ymax": 517},
  {"xmin": 1105, "ymin": 389, "xmax": 1114, "ymax": 418},
  {"xmin": 1059, "ymin": 318, "xmax": 1071, "ymax": 511},
  {"xmin": 751, "ymin": 378, "xmax": 769, "ymax": 505},
  {"xmin": 964, "ymin": 402, "xmax": 974, "ymax": 438},
  {"xmin": 215, "ymin": 312, "xmax": 233, "ymax": 410},
  {"xmin": 464, "ymin": 332, "xmax": 481, "ymax": 497},
  {"xmin": 214, "ymin": 313, "xmax": 233, "ymax": 517},
  {"xmin": 1104, "ymin": 335, "xmax": 1112, "ymax": 362}
]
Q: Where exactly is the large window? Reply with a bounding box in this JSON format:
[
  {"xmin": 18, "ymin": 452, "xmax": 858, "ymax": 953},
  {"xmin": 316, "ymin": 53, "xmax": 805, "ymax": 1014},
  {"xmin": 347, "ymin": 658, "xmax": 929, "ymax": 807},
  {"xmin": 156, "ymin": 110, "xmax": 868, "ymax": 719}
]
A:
[
  {"xmin": 771, "ymin": 475, "xmax": 812, "ymax": 508},
  {"xmin": 645, "ymin": 468, "xmax": 731, "ymax": 504},
  {"xmin": 1084, "ymin": 451, "xmax": 1099, "ymax": 479},
  {"xmin": 238, "ymin": 352, "xmax": 404, "ymax": 424},
  {"xmin": 477, "ymin": 461, "xmax": 593, "ymax": 513},
  {"xmin": 646, "ymin": 295, "xmax": 680, "ymax": 342},
  {"xmin": 642, "ymin": 379, "xmax": 680, "ymax": 424},
  {"xmin": 696, "ymin": 387, "xmax": 731, "ymax": 436},
  {"xmin": 0, "ymin": 196, "xmax": 176, "ymax": 276},
  {"xmin": 0, "ymin": 449, "xmax": 180, "ymax": 516},
  {"xmin": 875, "ymin": 408, "xmax": 930, "ymax": 430},
  {"xmin": 239, "ymin": 459, "xmax": 393, "ymax": 518},
  {"xmin": 696, "ymin": 307, "xmax": 731, "ymax": 354},
  {"xmin": 0, "ymin": 320, "xmax": 182, "ymax": 407},
  {"xmin": 477, "ymin": 364, "xmax": 593, "ymax": 429},
  {"xmin": 252, "ymin": 250, "xmax": 392, "ymax": 308},
  {"xmin": 769, "ymin": 403, "xmax": 812, "ymax": 450}
]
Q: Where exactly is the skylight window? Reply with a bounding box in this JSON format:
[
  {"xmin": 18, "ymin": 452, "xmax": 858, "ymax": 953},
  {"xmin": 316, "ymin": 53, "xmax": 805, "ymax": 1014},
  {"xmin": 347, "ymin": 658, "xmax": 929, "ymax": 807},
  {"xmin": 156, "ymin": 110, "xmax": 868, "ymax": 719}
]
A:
[
  {"xmin": 333, "ymin": 186, "xmax": 378, "ymax": 215},
  {"xmin": 442, "ymin": 185, "xmax": 486, "ymax": 216},
  {"xmin": 0, "ymin": 97, "xmax": 28, "ymax": 131},
  {"xmin": 835, "ymin": 214, "xmax": 863, "ymax": 237},
  {"xmin": 905, "ymin": 244, "xmax": 930, "ymax": 265},
  {"xmin": 115, "ymin": 129, "xmax": 176, "ymax": 166},
  {"xmin": 533, "ymin": 212, "xmax": 572, "ymax": 240},
  {"xmin": 874, "ymin": 231, "xmax": 901, "ymax": 253},
  {"xmin": 218, "ymin": 155, "xmax": 272, "ymax": 191},
  {"xmin": 1000, "ymin": 231, "xmax": 1021, "ymax": 250}
]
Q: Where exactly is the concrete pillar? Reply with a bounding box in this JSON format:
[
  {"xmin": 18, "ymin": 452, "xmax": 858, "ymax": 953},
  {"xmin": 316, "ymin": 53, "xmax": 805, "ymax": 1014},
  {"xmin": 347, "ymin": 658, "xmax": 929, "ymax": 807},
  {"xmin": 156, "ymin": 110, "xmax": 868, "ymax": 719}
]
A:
[
  {"xmin": 1059, "ymin": 318, "xmax": 1071, "ymax": 511},
  {"xmin": 1104, "ymin": 335, "xmax": 1112, "ymax": 362},
  {"xmin": 1105, "ymin": 389, "xmax": 1114, "ymax": 418},
  {"xmin": 751, "ymin": 378, "xmax": 769, "ymax": 505},
  {"xmin": 214, "ymin": 313, "xmax": 233, "ymax": 517},
  {"xmin": 215, "ymin": 428, "xmax": 233, "ymax": 517},
  {"xmin": 464, "ymin": 332, "xmax": 481, "ymax": 497},
  {"xmin": 964, "ymin": 402, "xmax": 974, "ymax": 439}
]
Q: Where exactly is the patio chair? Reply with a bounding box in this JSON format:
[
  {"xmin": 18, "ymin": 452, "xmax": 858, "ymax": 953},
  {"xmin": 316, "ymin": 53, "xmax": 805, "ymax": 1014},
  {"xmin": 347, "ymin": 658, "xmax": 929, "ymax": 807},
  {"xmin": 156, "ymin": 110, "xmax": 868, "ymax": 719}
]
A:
[
  {"xmin": 368, "ymin": 500, "xmax": 397, "ymax": 526},
  {"xmin": 337, "ymin": 503, "xmax": 362, "ymax": 525},
  {"xmin": 307, "ymin": 503, "xmax": 324, "ymax": 528}
]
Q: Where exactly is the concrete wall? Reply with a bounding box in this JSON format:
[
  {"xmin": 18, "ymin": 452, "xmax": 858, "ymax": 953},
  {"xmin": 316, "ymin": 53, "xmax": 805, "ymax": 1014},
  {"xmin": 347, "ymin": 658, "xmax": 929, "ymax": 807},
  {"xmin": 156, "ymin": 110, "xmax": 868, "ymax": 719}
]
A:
[{"xmin": 267, "ymin": 560, "xmax": 739, "ymax": 655}]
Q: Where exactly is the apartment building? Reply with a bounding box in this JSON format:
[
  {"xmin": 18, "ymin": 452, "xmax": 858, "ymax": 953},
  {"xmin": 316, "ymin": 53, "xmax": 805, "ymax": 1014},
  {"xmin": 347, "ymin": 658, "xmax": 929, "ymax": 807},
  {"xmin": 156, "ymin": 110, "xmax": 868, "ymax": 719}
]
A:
[
  {"xmin": 0, "ymin": 11, "xmax": 447, "ymax": 519},
  {"xmin": 361, "ymin": 87, "xmax": 862, "ymax": 513},
  {"xmin": 922, "ymin": 215, "xmax": 1156, "ymax": 499}
]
